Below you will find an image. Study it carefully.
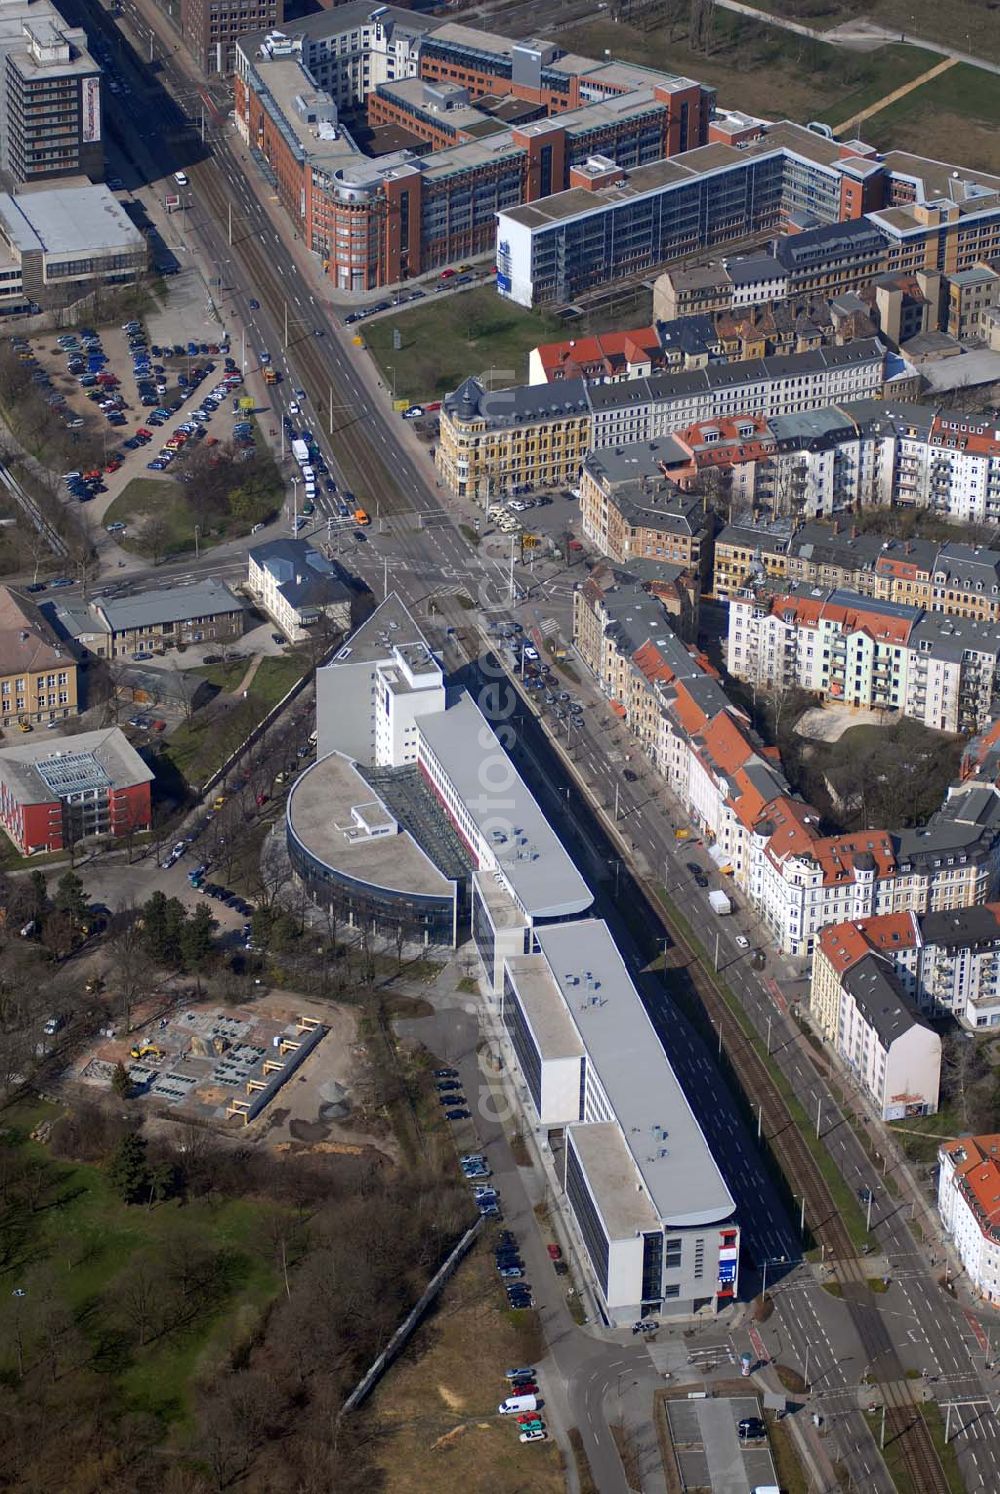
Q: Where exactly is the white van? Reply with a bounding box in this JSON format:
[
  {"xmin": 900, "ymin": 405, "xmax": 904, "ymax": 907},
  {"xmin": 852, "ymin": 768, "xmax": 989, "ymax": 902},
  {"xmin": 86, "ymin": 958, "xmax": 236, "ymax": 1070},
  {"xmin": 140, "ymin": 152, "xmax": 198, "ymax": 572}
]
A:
[{"xmin": 498, "ymin": 1395, "xmax": 537, "ymax": 1414}]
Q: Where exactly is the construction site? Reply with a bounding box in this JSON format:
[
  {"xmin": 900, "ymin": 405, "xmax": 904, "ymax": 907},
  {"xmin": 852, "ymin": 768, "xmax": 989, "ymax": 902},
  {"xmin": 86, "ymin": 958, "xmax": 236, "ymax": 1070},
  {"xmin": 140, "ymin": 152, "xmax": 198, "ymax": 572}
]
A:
[{"xmin": 70, "ymin": 992, "xmax": 386, "ymax": 1145}]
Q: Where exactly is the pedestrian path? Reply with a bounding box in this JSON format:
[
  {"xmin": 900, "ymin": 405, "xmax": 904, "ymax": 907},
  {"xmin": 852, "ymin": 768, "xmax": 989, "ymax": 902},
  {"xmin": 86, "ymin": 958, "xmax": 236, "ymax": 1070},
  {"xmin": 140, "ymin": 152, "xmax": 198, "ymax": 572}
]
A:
[
  {"xmin": 833, "ymin": 56, "xmax": 958, "ymax": 133},
  {"xmin": 231, "ymin": 652, "xmax": 263, "ymax": 696}
]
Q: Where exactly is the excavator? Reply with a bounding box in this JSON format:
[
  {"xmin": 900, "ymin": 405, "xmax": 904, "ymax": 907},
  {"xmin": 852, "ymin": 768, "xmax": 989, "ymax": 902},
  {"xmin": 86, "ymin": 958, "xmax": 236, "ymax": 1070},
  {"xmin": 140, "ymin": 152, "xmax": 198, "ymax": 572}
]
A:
[{"xmin": 129, "ymin": 1042, "xmax": 163, "ymax": 1061}]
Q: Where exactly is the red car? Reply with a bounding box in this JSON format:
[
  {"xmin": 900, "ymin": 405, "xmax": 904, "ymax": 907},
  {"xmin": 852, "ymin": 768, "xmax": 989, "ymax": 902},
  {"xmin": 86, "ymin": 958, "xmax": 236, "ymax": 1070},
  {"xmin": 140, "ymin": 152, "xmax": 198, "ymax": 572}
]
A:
[
  {"xmin": 137, "ymin": 427, "xmax": 152, "ymax": 438},
  {"xmin": 516, "ymin": 1412, "xmax": 541, "ymax": 1425},
  {"xmin": 104, "ymin": 459, "xmax": 122, "ymax": 473},
  {"xmin": 547, "ymin": 1243, "xmax": 562, "ymax": 1261},
  {"xmin": 439, "ymin": 267, "xmax": 456, "ymax": 279},
  {"xmin": 511, "ymin": 1382, "xmax": 538, "ymax": 1396}
]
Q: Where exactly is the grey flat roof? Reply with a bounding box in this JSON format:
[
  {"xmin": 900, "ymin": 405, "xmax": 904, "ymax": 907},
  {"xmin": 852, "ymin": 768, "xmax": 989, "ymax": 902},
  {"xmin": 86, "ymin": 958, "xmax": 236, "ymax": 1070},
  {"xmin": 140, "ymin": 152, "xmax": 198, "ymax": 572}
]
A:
[
  {"xmin": 418, "ymin": 691, "xmax": 592, "ymax": 920},
  {"xmin": 286, "ymin": 751, "xmax": 456, "ymax": 900},
  {"xmin": 506, "ymin": 954, "xmax": 585, "ymax": 1060},
  {"xmin": 0, "ymin": 187, "xmax": 144, "ymax": 257},
  {"xmin": 96, "ymin": 579, "xmax": 243, "ymax": 632},
  {"xmin": 331, "ymin": 591, "xmax": 435, "ymax": 666},
  {"xmin": 921, "ymin": 904, "xmax": 1000, "ymax": 951},
  {"xmin": 0, "ymin": 726, "xmax": 152, "ymax": 804},
  {"xmin": 568, "ymin": 1122, "xmax": 660, "ymax": 1238},
  {"xmin": 532, "ymin": 919, "xmax": 735, "ymax": 1228}
]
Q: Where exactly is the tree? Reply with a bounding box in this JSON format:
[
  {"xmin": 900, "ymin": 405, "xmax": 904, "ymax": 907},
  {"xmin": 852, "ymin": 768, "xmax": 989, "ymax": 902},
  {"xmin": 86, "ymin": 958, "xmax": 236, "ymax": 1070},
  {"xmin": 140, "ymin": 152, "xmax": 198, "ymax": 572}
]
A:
[
  {"xmin": 142, "ymin": 890, "xmax": 187, "ymax": 967},
  {"xmin": 107, "ymin": 1131, "xmax": 150, "ymax": 1204},
  {"xmin": 181, "ymin": 902, "xmax": 216, "ymax": 972},
  {"xmin": 53, "ymin": 871, "xmax": 89, "ymax": 926},
  {"xmin": 106, "ymin": 903, "xmax": 146, "ymax": 1032},
  {"xmin": 27, "ymin": 870, "xmax": 48, "ymax": 926},
  {"xmin": 111, "ymin": 1061, "xmax": 131, "ymax": 1101},
  {"xmin": 139, "ymin": 513, "xmax": 171, "ymax": 565}
]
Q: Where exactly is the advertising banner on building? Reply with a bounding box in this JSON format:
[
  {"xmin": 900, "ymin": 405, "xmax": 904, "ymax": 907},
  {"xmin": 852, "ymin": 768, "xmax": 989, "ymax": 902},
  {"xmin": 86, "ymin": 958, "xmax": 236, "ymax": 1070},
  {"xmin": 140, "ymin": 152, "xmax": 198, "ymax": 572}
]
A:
[{"xmin": 82, "ymin": 77, "xmax": 101, "ymax": 144}]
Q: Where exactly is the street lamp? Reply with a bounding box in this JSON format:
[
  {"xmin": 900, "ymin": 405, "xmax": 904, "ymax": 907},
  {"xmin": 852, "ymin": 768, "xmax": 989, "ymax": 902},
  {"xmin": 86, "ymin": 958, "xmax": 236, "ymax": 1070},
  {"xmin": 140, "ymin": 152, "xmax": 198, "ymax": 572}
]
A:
[{"xmin": 194, "ymin": 523, "xmax": 200, "ymax": 559}]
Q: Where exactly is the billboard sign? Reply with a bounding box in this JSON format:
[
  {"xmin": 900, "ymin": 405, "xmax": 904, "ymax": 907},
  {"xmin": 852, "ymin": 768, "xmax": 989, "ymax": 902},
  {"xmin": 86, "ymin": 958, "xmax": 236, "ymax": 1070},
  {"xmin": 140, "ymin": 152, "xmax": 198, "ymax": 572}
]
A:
[{"xmin": 82, "ymin": 76, "xmax": 101, "ymax": 144}]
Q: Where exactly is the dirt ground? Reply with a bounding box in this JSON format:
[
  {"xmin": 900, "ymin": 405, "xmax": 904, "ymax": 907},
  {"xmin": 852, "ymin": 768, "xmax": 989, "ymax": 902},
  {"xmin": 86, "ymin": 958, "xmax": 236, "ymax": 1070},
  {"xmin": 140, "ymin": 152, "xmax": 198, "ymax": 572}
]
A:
[
  {"xmin": 366, "ymin": 1242, "xmax": 565, "ymax": 1494},
  {"xmin": 795, "ymin": 703, "xmax": 888, "ymax": 742}
]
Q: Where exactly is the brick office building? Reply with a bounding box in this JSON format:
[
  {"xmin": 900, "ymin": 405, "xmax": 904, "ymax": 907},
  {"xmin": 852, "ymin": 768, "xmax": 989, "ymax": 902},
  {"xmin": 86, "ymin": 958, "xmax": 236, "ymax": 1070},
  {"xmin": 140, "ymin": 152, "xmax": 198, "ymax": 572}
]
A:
[{"xmin": 233, "ymin": 5, "xmax": 713, "ymax": 290}]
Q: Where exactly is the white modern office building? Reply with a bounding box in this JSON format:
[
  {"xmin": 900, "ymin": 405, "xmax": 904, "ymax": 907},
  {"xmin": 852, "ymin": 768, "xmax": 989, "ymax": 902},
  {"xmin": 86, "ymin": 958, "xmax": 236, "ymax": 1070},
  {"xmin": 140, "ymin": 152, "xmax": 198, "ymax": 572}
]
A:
[{"xmin": 499, "ymin": 918, "xmax": 739, "ymax": 1321}]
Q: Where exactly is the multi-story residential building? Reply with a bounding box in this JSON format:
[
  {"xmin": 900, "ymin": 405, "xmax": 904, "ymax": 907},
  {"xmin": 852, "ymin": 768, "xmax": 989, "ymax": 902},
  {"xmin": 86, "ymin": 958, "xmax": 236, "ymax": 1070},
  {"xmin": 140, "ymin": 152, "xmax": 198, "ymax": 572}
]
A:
[
  {"xmin": 233, "ymin": 7, "xmax": 713, "ymax": 290},
  {"xmin": 0, "ymin": 185, "xmax": 146, "ymax": 310},
  {"xmin": 0, "ymin": 726, "xmax": 151, "ymax": 854},
  {"xmin": 814, "ymin": 906, "xmax": 1000, "ymax": 1031},
  {"xmin": 247, "ymin": 539, "xmax": 357, "ymax": 642},
  {"xmin": 496, "ymin": 119, "xmax": 1000, "ymax": 309},
  {"xmin": 938, "ymin": 1135, "xmax": 1000, "ymax": 1305},
  {"xmin": 809, "ymin": 923, "xmax": 941, "ymax": 1119},
  {"xmin": 529, "ymin": 294, "xmax": 876, "ymax": 385},
  {"xmin": 0, "ymin": 2, "xmax": 102, "ymax": 185},
  {"xmin": 578, "ymin": 441, "xmax": 712, "ymax": 587},
  {"xmin": 947, "ymin": 265, "xmax": 1000, "ymax": 340},
  {"xmin": 0, "ymin": 586, "xmax": 77, "ymax": 730},
  {"xmin": 437, "ymin": 341, "xmax": 886, "ymax": 500},
  {"xmin": 727, "ymin": 583, "xmax": 1000, "ymax": 734},
  {"xmin": 675, "ymin": 399, "xmax": 1000, "ymax": 533},
  {"xmin": 575, "ymin": 570, "xmax": 1000, "ymax": 956}
]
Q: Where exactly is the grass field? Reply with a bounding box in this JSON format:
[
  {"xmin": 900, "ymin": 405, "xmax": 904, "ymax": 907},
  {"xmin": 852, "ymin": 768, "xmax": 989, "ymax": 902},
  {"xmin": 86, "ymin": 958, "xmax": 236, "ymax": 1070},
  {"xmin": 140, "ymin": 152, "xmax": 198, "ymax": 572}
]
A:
[
  {"xmin": 102, "ymin": 475, "xmax": 196, "ymax": 559},
  {"xmin": 555, "ymin": 14, "xmax": 1000, "ymax": 173},
  {"xmin": 860, "ymin": 62, "xmax": 1000, "ymax": 174},
  {"xmin": 555, "ymin": 17, "xmax": 942, "ymax": 127},
  {"xmin": 365, "ymin": 1239, "xmax": 565, "ymax": 1494},
  {"xmin": 362, "ymin": 285, "xmax": 652, "ymax": 401},
  {"xmin": 756, "ymin": 0, "xmax": 1000, "ymax": 63},
  {"xmin": 161, "ymin": 651, "xmax": 308, "ymax": 788},
  {"xmin": 810, "ymin": 45, "xmax": 941, "ymax": 126},
  {"xmin": 0, "ymin": 1099, "xmax": 280, "ymax": 1426}
]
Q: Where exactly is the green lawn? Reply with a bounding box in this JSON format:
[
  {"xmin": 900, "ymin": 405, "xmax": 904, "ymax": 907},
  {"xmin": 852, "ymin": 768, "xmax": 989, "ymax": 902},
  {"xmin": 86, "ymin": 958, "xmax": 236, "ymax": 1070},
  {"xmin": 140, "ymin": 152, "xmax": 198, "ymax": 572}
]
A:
[
  {"xmin": 101, "ymin": 476, "xmax": 194, "ymax": 559},
  {"xmin": 811, "ymin": 45, "xmax": 942, "ymax": 127},
  {"xmin": 0, "ymin": 1101, "xmax": 280, "ymax": 1426},
  {"xmin": 361, "ymin": 284, "xmax": 652, "ymax": 402},
  {"xmin": 859, "ymin": 62, "xmax": 1000, "ymax": 173},
  {"xmin": 161, "ymin": 650, "xmax": 309, "ymax": 789}
]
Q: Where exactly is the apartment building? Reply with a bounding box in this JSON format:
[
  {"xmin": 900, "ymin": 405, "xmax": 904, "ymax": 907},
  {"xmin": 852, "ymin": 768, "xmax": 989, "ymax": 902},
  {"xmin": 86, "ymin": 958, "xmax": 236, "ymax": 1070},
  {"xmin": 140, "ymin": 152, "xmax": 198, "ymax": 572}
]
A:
[
  {"xmin": 0, "ymin": 2, "xmax": 102, "ymax": 185},
  {"xmin": 947, "ymin": 266, "xmax": 1000, "ymax": 340},
  {"xmin": 0, "ymin": 586, "xmax": 77, "ymax": 729},
  {"xmin": 578, "ymin": 441, "xmax": 711, "ymax": 586},
  {"xmin": 575, "ymin": 573, "xmax": 1000, "ymax": 955},
  {"xmin": 727, "ymin": 583, "xmax": 1000, "ymax": 734},
  {"xmin": 814, "ymin": 906, "xmax": 1000, "ymax": 1031},
  {"xmin": 938, "ymin": 1136, "xmax": 1000, "ymax": 1305},
  {"xmin": 437, "ymin": 341, "xmax": 887, "ymax": 500},
  {"xmin": 808, "ymin": 926, "xmax": 941, "ymax": 1119},
  {"xmin": 233, "ymin": 7, "xmax": 712, "ymax": 289},
  {"xmin": 496, "ymin": 119, "xmax": 1000, "ymax": 309},
  {"xmin": 529, "ymin": 294, "xmax": 875, "ymax": 386},
  {"xmin": 717, "ymin": 522, "xmax": 1000, "ymax": 623}
]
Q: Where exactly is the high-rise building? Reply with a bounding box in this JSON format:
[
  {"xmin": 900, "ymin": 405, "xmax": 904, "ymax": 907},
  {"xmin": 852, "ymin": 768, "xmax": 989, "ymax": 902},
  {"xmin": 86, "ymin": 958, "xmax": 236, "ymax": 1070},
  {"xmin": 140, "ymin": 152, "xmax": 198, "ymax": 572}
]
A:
[{"xmin": 0, "ymin": 1, "xmax": 101, "ymax": 185}]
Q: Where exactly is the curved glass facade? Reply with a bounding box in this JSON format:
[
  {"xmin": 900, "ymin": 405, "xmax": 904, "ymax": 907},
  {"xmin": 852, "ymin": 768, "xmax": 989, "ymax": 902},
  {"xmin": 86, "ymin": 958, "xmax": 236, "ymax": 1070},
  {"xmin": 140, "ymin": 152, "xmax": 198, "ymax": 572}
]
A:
[{"xmin": 286, "ymin": 817, "xmax": 458, "ymax": 946}]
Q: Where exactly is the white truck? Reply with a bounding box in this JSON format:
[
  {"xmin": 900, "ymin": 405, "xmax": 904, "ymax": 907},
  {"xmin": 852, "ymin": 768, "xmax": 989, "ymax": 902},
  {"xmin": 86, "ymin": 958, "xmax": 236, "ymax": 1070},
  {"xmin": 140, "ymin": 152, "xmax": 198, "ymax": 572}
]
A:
[
  {"xmin": 709, "ymin": 889, "xmax": 732, "ymax": 916},
  {"xmin": 291, "ymin": 438, "xmax": 310, "ymax": 466}
]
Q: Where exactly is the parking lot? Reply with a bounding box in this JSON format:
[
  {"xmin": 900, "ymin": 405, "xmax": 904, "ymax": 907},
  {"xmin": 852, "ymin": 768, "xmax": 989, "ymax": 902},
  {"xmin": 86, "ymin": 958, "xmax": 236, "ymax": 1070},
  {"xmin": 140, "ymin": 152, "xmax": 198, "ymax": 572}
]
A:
[
  {"xmin": 665, "ymin": 1393, "xmax": 778, "ymax": 1494},
  {"xmin": 21, "ymin": 313, "xmax": 266, "ymax": 544}
]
